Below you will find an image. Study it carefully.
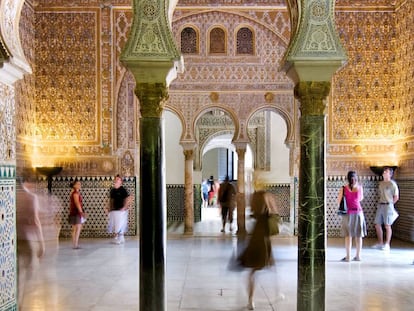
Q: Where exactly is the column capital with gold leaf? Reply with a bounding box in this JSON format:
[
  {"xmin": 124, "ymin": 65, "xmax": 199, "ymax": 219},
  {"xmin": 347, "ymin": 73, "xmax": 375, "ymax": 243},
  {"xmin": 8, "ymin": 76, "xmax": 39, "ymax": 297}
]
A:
[
  {"xmin": 120, "ymin": 0, "xmax": 184, "ymax": 87},
  {"xmin": 282, "ymin": 0, "xmax": 347, "ymax": 84}
]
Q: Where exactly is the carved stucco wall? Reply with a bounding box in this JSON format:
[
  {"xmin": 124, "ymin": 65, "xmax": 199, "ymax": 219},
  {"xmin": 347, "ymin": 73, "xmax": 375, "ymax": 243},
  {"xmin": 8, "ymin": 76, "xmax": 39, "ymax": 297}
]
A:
[
  {"xmin": 11, "ymin": 0, "xmax": 413, "ymax": 180},
  {"xmin": 15, "ymin": 1, "xmax": 35, "ymax": 172},
  {"xmin": 328, "ymin": 0, "xmax": 414, "ymax": 176},
  {"xmin": 393, "ymin": 0, "xmax": 414, "ymax": 179}
]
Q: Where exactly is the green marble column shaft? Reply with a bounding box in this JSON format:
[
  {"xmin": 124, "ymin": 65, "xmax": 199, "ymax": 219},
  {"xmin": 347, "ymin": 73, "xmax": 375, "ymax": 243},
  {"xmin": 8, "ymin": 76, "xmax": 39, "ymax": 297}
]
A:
[
  {"xmin": 137, "ymin": 83, "xmax": 168, "ymax": 311},
  {"xmin": 295, "ymin": 82, "xmax": 330, "ymax": 311}
]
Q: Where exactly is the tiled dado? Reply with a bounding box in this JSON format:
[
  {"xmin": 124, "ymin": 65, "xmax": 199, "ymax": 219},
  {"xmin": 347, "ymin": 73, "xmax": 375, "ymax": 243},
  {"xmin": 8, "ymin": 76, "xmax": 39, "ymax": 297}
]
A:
[
  {"xmin": 34, "ymin": 176, "xmax": 137, "ymax": 239},
  {"xmin": 0, "ymin": 165, "xmax": 17, "ymax": 311}
]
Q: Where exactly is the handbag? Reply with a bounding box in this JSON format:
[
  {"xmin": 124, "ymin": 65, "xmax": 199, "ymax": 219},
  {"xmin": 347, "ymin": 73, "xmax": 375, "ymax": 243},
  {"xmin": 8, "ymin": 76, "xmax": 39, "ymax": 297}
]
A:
[
  {"xmin": 337, "ymin": 186, "xmax": 347, "ymax": 215},
  {"xmin": 268, "ymin": 213, "xmax": 281, "ymax": 236}
]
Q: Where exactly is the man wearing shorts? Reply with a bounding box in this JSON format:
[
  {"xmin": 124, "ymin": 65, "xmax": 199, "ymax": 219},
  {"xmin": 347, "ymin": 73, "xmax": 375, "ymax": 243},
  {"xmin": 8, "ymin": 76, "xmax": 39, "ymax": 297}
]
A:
[{"xmin": 373, "ymin": 167, "xmax": 399, "ymax": 251}]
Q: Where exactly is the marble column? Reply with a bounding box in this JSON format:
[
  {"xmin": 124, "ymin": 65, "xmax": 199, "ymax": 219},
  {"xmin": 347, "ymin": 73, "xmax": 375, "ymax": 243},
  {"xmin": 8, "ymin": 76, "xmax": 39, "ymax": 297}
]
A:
[
  {"xmin": 136, "ymin": 82, "xmax": 168, "ymax": 311},
  {"xmin": 295, "ymin": 81, "xmax": 331, "ymax": 311},
  {"xmin": 183, "ymin": 148, "xmax": 195, "ymax": 235},
  {"xmin": 235, "ymin": 146, "xmax": 247, "ymax": 236}
]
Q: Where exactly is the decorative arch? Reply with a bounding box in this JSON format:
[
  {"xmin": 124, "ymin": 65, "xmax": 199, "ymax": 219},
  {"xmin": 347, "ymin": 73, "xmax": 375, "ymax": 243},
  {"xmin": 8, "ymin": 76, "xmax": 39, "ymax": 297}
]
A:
[
  {"xmin": 164, "ymin": 105, "xmax": 187, "ymax": 141},
  {"xmin": 192, "ymin": 106, "xmax": 240, "ymax": 142},
  {"xmin": 0, "ymin": 0, "xmax": 31, "ymax": 84},
  {"xmin": 235, "ymin": 25, "xmax": 255, "ymax": 55},
  {"xmin": 115, "ymin": 69, "xmax": 139, "ymax": 151},
  {"xmin": 246, "ymin": 105, "xmax": 294, "ymax": 146},
  {"xmin": 179, "ymin": 25, "xmax": 200, "ymax": 54},
  {"xmin": 246, "ymin": 105, "xmax": 296, "ymax": 174},
  {"xmin": 192, "ymin": 106, "xmax": 239, "ymax": 171}
]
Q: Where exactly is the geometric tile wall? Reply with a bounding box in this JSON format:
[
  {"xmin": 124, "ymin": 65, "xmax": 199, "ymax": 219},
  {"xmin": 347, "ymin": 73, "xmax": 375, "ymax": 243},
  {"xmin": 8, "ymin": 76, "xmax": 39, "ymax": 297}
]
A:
[
  {"xmin": 327, "ymin": 176, "xmax": 413, "ymax": 243},
  {"xmin": 28, "ymin": 175, "xmax": 411, "ymax": 242},
  {"xmin": 34, "ymin": 176, "xmax": 137, "ymax": 238},
  {"xmin": 0, "ymin": 165, "xmax": 17, "ymax": 311},
  {"xmin": 167, "ymin": 184, "xmax": 202, "ymax": 222},
  {"xmin": 326, "ymin": 176, "xmax": 380, "ymax": 238},
  {"xmin": 264, "ymin": 184, "xmax": 291, "ymax": 222},
  {"xmin": 392, "ymin": 179, "xmax": 414, "ymax": 243}
]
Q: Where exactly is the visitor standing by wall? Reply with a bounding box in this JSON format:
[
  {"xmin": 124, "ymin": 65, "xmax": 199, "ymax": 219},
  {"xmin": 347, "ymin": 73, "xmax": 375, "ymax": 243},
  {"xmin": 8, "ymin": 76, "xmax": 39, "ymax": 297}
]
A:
[
  {"xmin": 373, "ymin": 166, "xmax": 399, "ymax": 251},
  {"xmin": 107, "ymin": 174, "xmax": 132, "ymax": 244},
  {"xmin": 337, "ymin": 171, "xmax": 367, "ymax": 262},
  {"xmin": 68, "ymin": 180, "xmax": 85, "ymax": 249}
]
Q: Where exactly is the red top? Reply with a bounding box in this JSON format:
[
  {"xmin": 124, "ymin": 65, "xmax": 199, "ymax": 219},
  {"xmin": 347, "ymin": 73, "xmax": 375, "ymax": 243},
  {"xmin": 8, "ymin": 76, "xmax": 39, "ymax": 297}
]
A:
[{"xmin": 69, "ymin": 189, "xmax": 83, "ymax": 216}]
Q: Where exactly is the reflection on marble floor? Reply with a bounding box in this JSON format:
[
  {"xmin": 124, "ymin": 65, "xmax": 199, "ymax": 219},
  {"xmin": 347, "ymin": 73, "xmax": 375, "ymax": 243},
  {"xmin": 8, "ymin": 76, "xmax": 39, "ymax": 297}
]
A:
[{"xmin": 18, "ymin": 209, "xmax": 414, "ymax": 311}]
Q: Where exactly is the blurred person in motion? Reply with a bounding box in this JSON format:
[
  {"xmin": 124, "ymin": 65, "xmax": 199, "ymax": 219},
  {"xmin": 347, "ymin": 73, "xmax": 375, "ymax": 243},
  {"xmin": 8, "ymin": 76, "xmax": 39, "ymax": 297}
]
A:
[
  {"xmin": 237, "ymin": 185, "xmax": 279, "ymax": 310},
  {"xmin": 16, "ymin": 175, "xmax": 45, "ymax": 306}
]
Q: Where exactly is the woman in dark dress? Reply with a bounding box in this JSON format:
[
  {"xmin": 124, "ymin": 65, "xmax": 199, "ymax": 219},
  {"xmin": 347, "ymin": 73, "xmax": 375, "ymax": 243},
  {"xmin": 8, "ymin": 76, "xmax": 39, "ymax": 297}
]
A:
[{"xmin": 238, "ymin": 190, "xmax": 277, "ymax": 310}]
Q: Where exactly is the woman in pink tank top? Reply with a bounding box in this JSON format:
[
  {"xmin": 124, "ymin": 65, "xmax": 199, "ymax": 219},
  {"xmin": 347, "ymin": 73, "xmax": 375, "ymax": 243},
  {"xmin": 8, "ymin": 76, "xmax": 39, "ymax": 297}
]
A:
[{"xmin": 337, "ymin": 171, "xmax": 367, "ymax": 262}]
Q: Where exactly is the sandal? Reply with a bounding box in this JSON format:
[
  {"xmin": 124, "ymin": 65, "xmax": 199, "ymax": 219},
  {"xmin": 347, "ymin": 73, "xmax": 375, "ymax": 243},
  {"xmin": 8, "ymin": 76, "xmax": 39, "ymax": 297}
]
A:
[{"xmin": 340, "ymin": 257, "xmax": 350, "ymax": 262}]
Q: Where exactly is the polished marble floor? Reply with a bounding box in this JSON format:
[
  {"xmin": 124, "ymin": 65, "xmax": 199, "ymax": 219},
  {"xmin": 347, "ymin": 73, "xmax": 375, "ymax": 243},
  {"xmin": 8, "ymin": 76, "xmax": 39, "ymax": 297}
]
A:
[{"xmin": 19, "ymin": 208, "xmax": 414, "ymax": 311}]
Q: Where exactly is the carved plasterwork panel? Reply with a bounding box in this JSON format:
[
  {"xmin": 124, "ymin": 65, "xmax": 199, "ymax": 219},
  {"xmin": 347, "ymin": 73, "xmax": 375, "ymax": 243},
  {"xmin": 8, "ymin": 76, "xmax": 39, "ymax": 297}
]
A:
[
  {"xmin": 327, "ymin": 2, "xmax": 414, "ymax": 175},
  {"xmin": 35, "ymin": 11, "xmax": 99, "ymax": 143},
  {"xmin": 116, "ymin": 70, "xmax": 140, "ymax": 150},
  {"xmin": 0, "ymin": 83, "xmax": 15, "ymax": 162},
  {"xmin": 15, "ymin": 2, "xmax": 35, "ymax": 165},
  {"xmin": 336, "ymin": 0, "xmax": 398, "ymax": 7},
  {"xmin": 331, "ymin": 10, "xmax": 400, "ymax": 141},
  {"xmin": 171, "ymin": 10, "xmax": 292, "ymax": 91},
  {"xmin": 0, "ymin": 0, "xmax": 31, "ymax": 83}
]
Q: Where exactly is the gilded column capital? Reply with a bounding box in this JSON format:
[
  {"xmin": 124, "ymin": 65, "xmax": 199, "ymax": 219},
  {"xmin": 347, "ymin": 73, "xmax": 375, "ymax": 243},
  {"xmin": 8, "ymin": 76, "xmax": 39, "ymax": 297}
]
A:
[
  {"xmin": 294, "ymin": 81, "xmax": 331, "ymax": 116},
  {"xmin": 135, "ymin": 82, "xmax": 168, "ymax": 118},
  {"xmin": 183, "ymin": 149, "xmax": 194, "ymax": 161},
  {"xmin": 120, "ymin": 0, "xmax": 183, "ymax": 86},
  {"xmin": 282, "ymin": 0, "xmax": 347, "ymax": 83}
]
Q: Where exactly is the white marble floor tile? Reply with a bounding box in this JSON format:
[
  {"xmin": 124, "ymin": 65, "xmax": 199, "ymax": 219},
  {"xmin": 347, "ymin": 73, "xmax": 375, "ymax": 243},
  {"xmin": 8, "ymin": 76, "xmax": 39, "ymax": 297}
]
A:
[{"xmin": 18, "ymin": 229, "xmax": 414, "ymax": 311}]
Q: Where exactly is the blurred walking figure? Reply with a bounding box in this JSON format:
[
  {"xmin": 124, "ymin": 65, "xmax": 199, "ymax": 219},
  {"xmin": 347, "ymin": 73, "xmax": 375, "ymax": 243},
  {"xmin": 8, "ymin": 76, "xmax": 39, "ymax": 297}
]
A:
[
  {"xmin": 107, "ymin": 174, "xmax": 132, "ymax": 244},
  {"xmin": 16, "ymin": 176, "xmax": 45, "ymax": 306},
  {"xmin": 238, "ymin": 188, "xmax": 278, "ymax": 310},
  {"xmin": 68, "ymin": 180, "xmax": 85, "ymax": 249},
  {"xmin": 207, "ymin": 175, "xmax": 217, "ymax": 206},
  {"xmin": 217, "ymin": 176, "xmax": 236, "ymax": 232}
]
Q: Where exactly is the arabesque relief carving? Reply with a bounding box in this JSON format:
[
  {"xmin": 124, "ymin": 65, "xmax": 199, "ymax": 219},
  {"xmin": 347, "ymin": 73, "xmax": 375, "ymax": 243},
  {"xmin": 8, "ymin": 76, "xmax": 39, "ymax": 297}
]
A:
[{"xmin": 12, "ymin": 0, "xmax": 414, "ymax": 176}]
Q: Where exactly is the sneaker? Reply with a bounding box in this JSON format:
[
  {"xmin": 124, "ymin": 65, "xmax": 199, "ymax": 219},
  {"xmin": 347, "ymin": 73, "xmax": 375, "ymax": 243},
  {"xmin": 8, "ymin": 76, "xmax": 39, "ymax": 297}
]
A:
[
  {"xmin": 372, "ymin": 243, "xmax": 383, "ymax": 249},
  {"xmin": 112, "ymin": 237, "xmax": 121, "ymax": 245},
  {"xmin": 381, "ymin": 244, "xmax": 390, "ymax": 251},
  {"xmin": 247, "ymin": 301, "xmax": 255, "ymax": 310}
]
